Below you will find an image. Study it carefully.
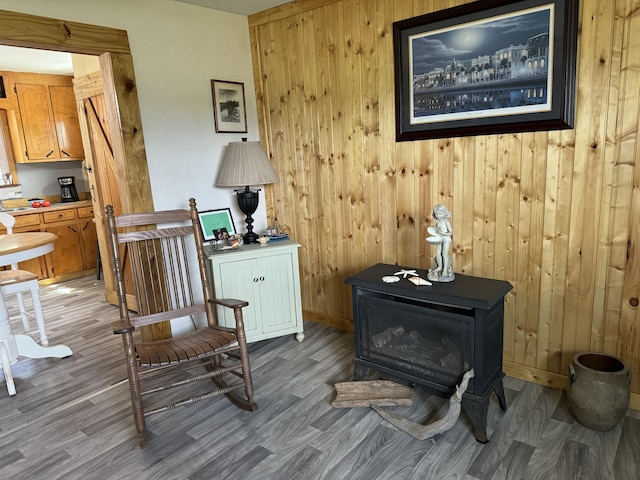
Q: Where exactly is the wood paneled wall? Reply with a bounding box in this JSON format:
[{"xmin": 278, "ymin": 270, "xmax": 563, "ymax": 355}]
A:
[{"xmin": 248, "ymin": 0, "xmax": 640, "ymax": 404}]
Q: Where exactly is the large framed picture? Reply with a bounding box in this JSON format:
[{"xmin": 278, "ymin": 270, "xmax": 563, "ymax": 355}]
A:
[
  {"xmin": 211, "ymin": 79, "xmax": 248, "ymax": 133},
  {"xmin": 198, "ymin": 208, "xmax": 237, "ymax": 242},
  {"xmin": 393, "ymin": 0, "xmax": 579, "ymax": 141}
]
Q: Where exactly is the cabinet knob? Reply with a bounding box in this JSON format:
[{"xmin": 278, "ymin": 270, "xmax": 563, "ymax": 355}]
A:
[
  {"xmin": 253, "ymin": 277, "xmax": 259, "ymax": 283},
  {"xmin": 259, "ymin": 276, "xmax": 265, "ymax": 281}
]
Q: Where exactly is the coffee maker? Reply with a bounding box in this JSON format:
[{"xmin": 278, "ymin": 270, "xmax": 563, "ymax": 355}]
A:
[{"xmin": 58, "ymin": 176, "xmax": 79, "ymax": 203}]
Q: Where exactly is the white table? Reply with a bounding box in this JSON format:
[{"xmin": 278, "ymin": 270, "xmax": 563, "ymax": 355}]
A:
[{"xmin": 0, "ymin": 232, "xmax": 73, "ymax": 395}]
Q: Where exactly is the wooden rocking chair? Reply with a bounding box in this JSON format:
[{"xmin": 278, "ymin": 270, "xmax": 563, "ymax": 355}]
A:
[{"xmin": 105, "ymin": 198, "xmax": 257, "ymax": 447}]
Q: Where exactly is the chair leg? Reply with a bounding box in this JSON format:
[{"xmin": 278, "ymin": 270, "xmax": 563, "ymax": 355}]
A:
[
  {"xmin": 96, "ymin": 241, "xmax": 102, "ymax": 280},
  {"xmin": 234, "ymin": 306, "xmax": 255, "ymax": 407},
  {"xmin": 121, "ymin": 333, "xmax": 146, "ymax": 447},
  {"xmin": 0, "ymin": 340, "xmax": 16, "ymax": 396},
  {"xmin": 15, "ymin": 292, "xmax": 30, "ymax": 331},
  {"xmin": 209, "ymin": 305, "xmax": 257, "ymax": 411},
  {"xmin": 29, "ymin": 285, "xmax": 49, "ymax": 346},
  {"xmin": 239, "ymin": 343, "xmax": 255, "ymax": 407}
]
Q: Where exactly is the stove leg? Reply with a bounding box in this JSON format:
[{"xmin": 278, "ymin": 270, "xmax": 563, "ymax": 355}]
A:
[
  {"xmin": 495, "ymin": 380, "xmax": 508, "ymax": 411},
  {"xmin": 462, "ymin": 376, "xmax": 507, "ymax": 443},
  {"xmin": 461, "ymin": 397, "xmax": 489, "ymax": 443}
]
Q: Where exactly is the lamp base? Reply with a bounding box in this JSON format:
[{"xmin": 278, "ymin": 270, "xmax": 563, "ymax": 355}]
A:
[
  {"xmin": 236, "ymin": 187, "xmax": 261, "ymax": 244},
  {"xmin": 243, "ymin": 231, "xmax": 259, "ymax": 244}
]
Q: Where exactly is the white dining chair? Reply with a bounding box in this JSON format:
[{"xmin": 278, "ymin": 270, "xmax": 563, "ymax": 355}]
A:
[{"xmin": 0, "ymin": 212, "xmax": 48, "ymax": 346}]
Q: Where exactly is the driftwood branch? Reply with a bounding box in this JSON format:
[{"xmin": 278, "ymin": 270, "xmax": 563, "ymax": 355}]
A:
[
  {"xmin": 332, "ymin": 380, "xmax": 414, "ymax": 407},
  {"xmin": 372, "ymin": 369, "xmax": 475, "ymax": 440}
]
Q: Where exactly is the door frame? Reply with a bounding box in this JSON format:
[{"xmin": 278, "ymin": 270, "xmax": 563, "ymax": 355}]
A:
[{"xmin": 0, "ymin": 10, "xmax": 169, "ymax": 337}]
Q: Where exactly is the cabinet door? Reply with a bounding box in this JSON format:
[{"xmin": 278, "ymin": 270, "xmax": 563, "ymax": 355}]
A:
[
  {"xmin": 10, "ymin": 225, "xmax": 49, "ymax": 279},
  {"xmin": 258, "ymin": 253, "xmax": 298, "ymax": 334},
  {"xmin": 49, "ymin": 86, "xmax": 85, "ymax": 160},
  {"xmin": 15, "ymin": 83, "xmax": 59, "ymax": 161},
  {"xmin": 3, "ymin": 214, "xmax": 49, "ymax": 279},
  {"xmin": 79, "ymin": 220, "xmax": 98, "ymax": 269},
  {"xmin": 216, "ymin": 258, "xmax": 261, "ymax": 337},
  {"xmin": 45, "ymin": 223, "xmax": 84, "ymax": 276}
]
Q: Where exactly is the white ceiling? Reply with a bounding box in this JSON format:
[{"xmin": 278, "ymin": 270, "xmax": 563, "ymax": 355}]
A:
[
  {"xmin": 173, "ymin": 0, "xmax": 291, "ymax": 16},
  {"xmin": 0, "ymin": 46, "xmax": 74, "ymax": 75},
  {"xmin": 0, "ymin": 1, "xmax": 291, "ymax": 75}
]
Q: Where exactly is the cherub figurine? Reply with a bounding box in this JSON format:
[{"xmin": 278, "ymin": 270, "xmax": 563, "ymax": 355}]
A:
[{"xmin": 426, "ymin": 204, "xmax": 454, "ymax": 282}]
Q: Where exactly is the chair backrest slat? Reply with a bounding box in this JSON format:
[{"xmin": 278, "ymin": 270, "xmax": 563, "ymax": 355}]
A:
[
  {"xmin": 105, "ymin": 199, "xmax": 214, "ymax": 329},
  {"xmin": 117, "ymin": 226, "xmax": 194, "ymax": 243},
  {"xmin": 115, "ymin": 210, "xmax": 191, "ymax": 227},
  {"xmin": 0, "ymin": 212, "xmax": 16, "ymax": 233}
]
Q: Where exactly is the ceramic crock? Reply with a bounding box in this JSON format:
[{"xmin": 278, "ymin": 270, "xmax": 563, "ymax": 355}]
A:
[{"xmin": 567, "ymin": 352, "xmax": 630, "ymax": 431}]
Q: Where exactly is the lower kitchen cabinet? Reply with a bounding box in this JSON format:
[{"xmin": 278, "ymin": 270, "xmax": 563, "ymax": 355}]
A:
[
  {"xmin": 2, "ymin": 202, "xmax": 97, "ymax": 282},
  {"xmin": 44, "ymin": 209, "xmax": 85, "ymax": 276},
  {"xmin": 11, "ymin": 211, "xmax": 49, "ymax": 279},
  {"xmin": 207, "ymin": 240, "xmax": 304, "ymax": 343},
  {"xmin": 78, "ymin": 206, "xmax": 98, "ymax": 270}
]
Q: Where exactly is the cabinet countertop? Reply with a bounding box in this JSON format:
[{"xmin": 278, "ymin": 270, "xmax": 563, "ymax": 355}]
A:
[{"xmin": 6, "ymin": 200, "xmax": 93, "ymax": 216}]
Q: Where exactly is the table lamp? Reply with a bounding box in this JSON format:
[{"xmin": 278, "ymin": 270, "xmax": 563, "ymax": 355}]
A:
[{"xmin": 215, "ymin": 139, "xmax": 279, "ymax": 244}]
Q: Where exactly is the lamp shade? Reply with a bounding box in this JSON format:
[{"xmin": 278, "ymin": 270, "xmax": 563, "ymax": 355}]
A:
[{"xmin": 215, "ymin": 141, "xmax": 279, "ymax": 187}]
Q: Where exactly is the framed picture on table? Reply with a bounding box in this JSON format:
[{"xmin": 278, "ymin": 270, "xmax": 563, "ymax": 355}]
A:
[{"xmin": 198, "ymin": 208, "xmax": 236, "ymax": 243}]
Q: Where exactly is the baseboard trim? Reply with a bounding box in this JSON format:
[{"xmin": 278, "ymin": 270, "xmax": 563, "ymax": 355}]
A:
[{"xmin": 303, "ymin": 310, "xmax": 353, "ymax": 332}]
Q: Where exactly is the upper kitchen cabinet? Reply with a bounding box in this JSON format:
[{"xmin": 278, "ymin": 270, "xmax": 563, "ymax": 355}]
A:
[{"xmin": 10, "ymin": 72, "xmax": 84, "ymax": 163}]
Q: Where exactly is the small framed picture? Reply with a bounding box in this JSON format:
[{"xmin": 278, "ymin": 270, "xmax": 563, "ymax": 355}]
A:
[
  {"xmin": 211, "ymin": 79, "xmax": 248, "ymax": 133},
  {"xmin": 198, "ymin": 208, "xmax": 237, "ymax": 242}
]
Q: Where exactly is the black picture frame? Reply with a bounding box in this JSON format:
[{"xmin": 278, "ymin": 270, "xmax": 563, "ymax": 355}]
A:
[
  {"xmin": 197, "ymin": 208, "xmax": 236, "ymax": 242},
  {"xmin": 211, "ymin": 79, "xmax": 248, "ymax": 133},
  {"xmin": 393, "ymin": 0, "xmax": 579, "ymax": 141}
]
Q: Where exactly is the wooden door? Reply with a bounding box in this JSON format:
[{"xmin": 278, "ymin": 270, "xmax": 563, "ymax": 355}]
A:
[
  {"xmin": 74, "ymin": 72, "xmax": 163, "ymax": 339},
  {"xmin": 74, "ymin": 73, "xmax": 128, "ymax": 301},
  {"xmin": 14, "ymin": 83, "xmax": 58, "ymax": 161},
  {"xmin": 49, "ymin": 85, "xmax": 85, "ymax": 160}
]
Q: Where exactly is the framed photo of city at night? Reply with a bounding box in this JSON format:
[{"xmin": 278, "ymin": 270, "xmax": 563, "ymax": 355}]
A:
[{"xmin": 393, "ymin": 0, "xmax": 579, "ymax": 141}]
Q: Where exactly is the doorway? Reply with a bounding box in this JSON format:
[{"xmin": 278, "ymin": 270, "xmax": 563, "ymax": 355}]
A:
[{"xmin": 0, "ymin": 9, "xmax": 167, "ymax": 338}]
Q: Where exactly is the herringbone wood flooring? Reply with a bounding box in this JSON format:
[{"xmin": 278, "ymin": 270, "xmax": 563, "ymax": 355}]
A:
[{"xmin": 0, "ymin": 276, "xmax": 638, "ymax": 479}]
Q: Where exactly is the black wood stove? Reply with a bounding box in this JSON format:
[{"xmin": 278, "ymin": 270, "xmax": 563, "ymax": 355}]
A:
[{"xmin": 345, "ymin": 263, "xmax": 512, "ymax": 443}]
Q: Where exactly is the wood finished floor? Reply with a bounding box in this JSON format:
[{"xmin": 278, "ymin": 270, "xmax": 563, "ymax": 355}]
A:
[{"xmin": 0, "ymin": 276, "xmax": 638, "ymax": 480}]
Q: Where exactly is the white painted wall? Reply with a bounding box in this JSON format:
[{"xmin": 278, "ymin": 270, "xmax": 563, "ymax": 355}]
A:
[{"xmin": 0, "ymin": 0, "xmax": 271, "ymax": 233}]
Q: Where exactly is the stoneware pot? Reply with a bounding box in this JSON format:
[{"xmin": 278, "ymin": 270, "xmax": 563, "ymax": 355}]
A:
[{"xmin": 567, "ymin": 352, "xmax": 630, "ymax": 431}]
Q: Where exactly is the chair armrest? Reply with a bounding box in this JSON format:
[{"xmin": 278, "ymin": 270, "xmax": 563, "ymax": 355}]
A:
[
  {"xmin": 208, "ymin": 298, "xmax": 249, "ymax": 335},
  {"xmin": 111, "ymin": 319, "xmax": 135, "ymax": 334},
  {"xmin": 209, "ymin": 298, "xmax": 249, "ymax": 309}
]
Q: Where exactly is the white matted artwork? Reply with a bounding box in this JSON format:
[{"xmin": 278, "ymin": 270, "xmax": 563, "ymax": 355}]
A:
[{"xmin": 211, "ymin": 79, "xmax": 248, "ymax": 133}]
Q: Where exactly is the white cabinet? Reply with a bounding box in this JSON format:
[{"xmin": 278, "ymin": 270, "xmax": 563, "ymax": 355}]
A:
[{"xmin": 207, "ymin": 240, "xmax": 304, "ymax": 343}]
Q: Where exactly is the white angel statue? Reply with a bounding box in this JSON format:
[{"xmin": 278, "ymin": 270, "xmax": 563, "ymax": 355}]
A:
[{"xmin": 426, "ymin": 204, "xmax": 454, "ymax": 282}]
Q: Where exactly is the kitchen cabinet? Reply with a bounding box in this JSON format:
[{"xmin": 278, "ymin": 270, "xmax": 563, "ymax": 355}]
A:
[
  {"xmin": 207, "ymin": 240, "xmax": 304, "ymax": 343},
  {"xmin": 14, "ymin": 80, "xmax": 84, "ymax": 162},
  {"xmin": 43, "ymin": 209, "xmax": 85, "ymax": 277},
  {"xmin": 2, "ymin": 202, "xmax": 97, "ymax": 283},
  {"xmin": 8, "ymin": 212, "xmax": 48, "ymax": 279},
  {"xmin": 49, "ymin": 86, "xmax": 85, "ymax": 160},
  {"xmin": 78, "ymin": 206, "xmax": 98, "ymax": 270}
]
